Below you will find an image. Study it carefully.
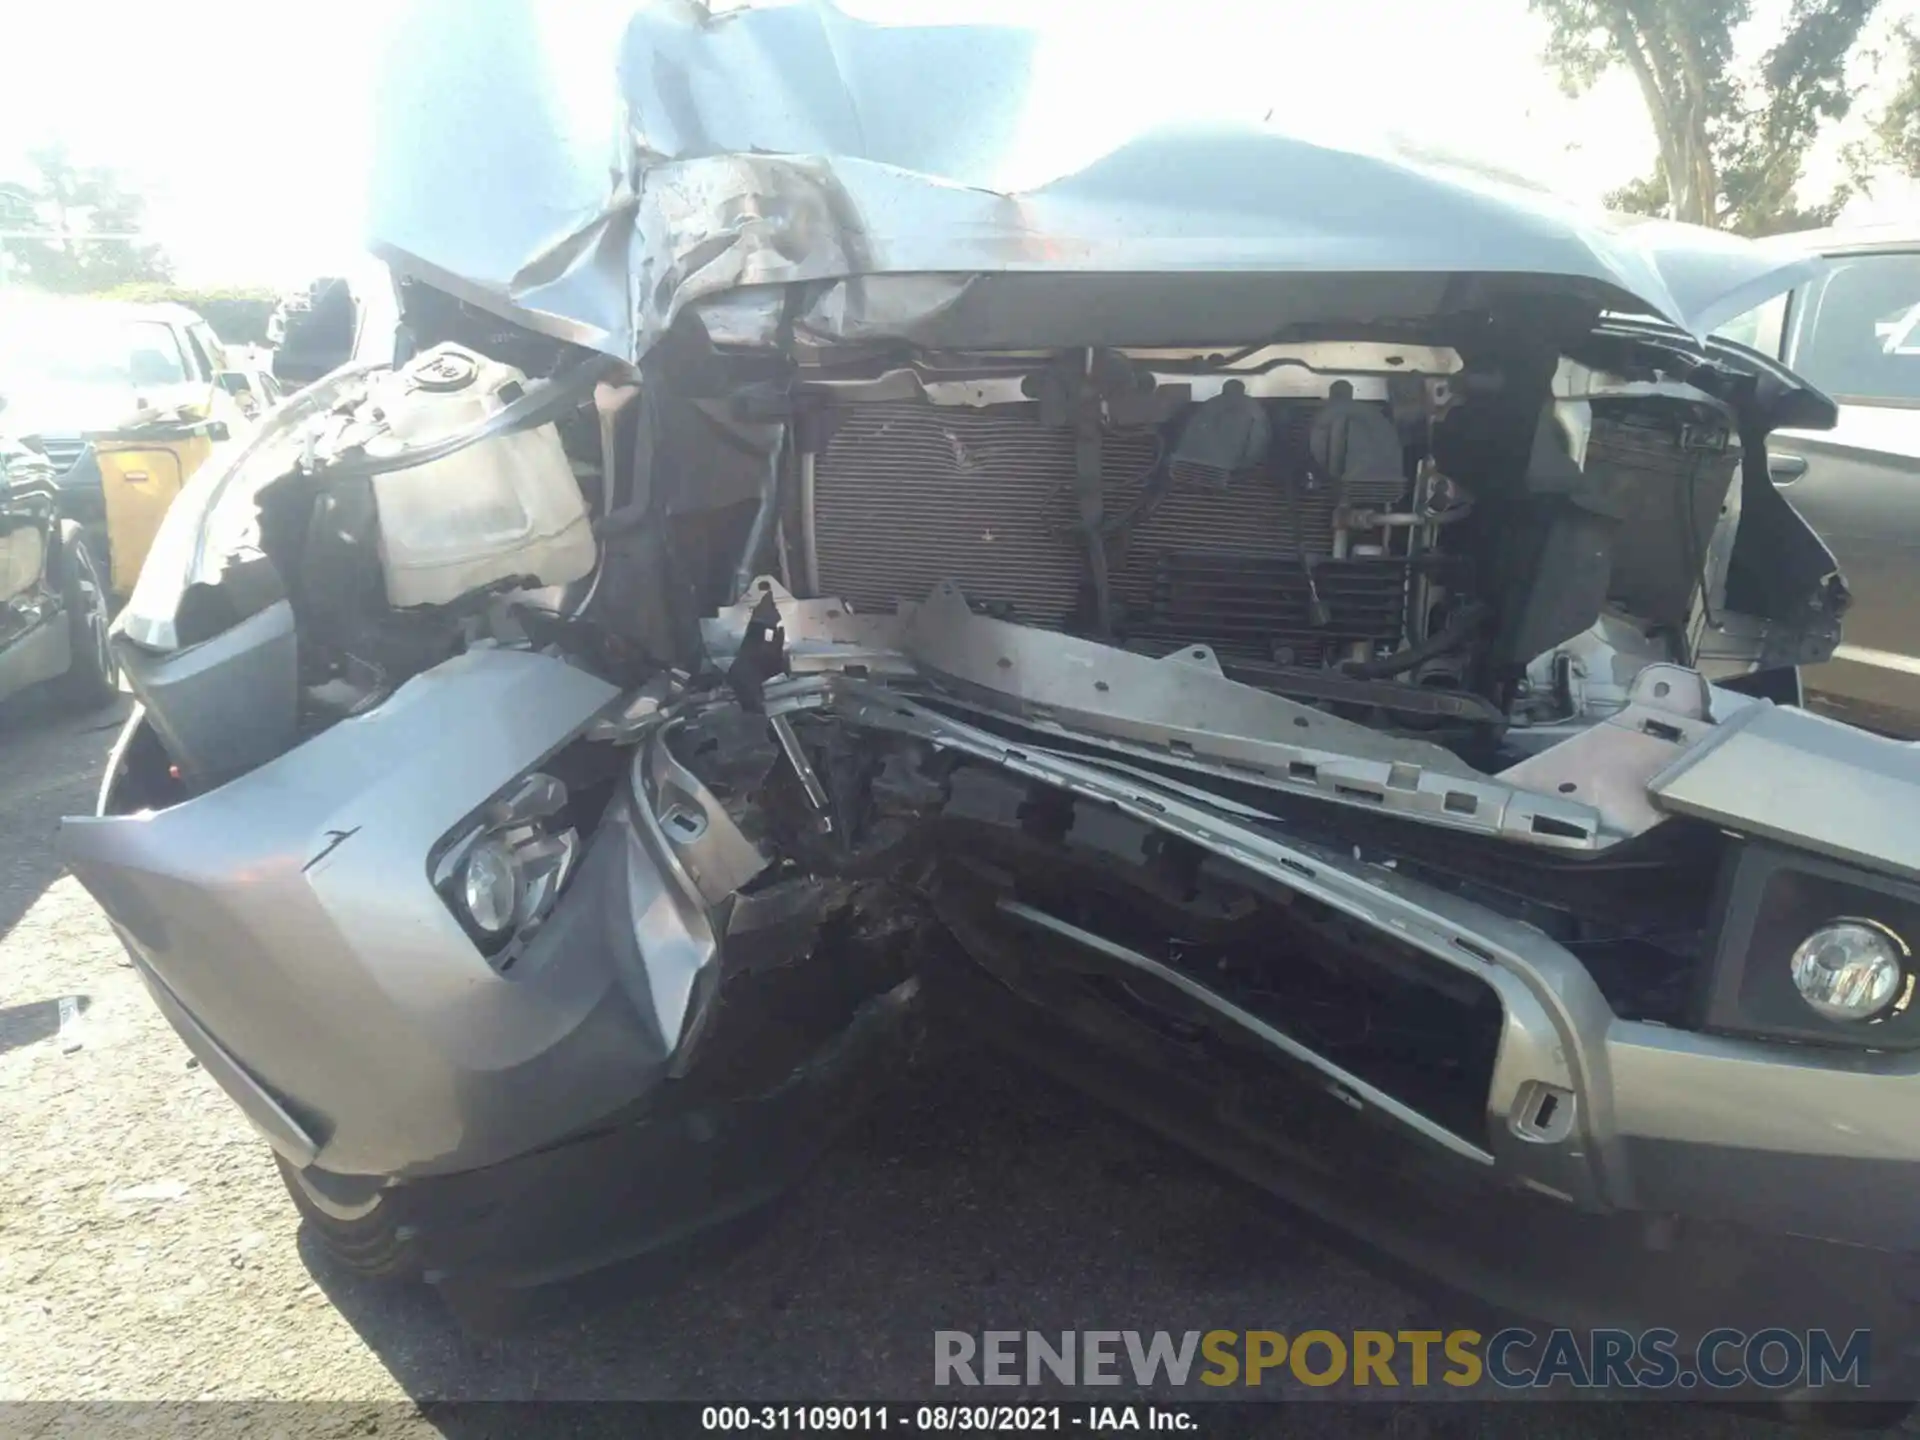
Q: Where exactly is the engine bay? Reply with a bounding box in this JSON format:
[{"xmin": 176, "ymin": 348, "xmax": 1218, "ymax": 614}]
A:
[
  {"xmin": 110, "ymin": 281, "xmax": 1841, "ymax": 855},
  {"xmin": 74, "ymin": 272, "xmax": 1903, "ymax": 1299}
]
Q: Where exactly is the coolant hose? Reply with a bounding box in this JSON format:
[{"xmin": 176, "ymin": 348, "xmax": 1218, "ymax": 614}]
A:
[{"xmin": 1340, "ymin": 602, "xmax": 1488, "ymax": 680}]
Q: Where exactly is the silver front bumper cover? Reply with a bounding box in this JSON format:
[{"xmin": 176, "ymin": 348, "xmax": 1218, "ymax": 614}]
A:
[
  {"xmin": 61, "ymin": 647, "xmax": 664, "ymax": 1179},
  {"xmin": 826, "ymin": 678, "xmax": 1920, "ymax": 1252},
  {"xmin": 59, "ymin": 642, "xmax": 1920, "ymax": 1251}
]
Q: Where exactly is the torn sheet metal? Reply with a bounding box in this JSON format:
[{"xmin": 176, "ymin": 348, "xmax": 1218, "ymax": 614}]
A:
[
  {"xmin": 695, "ymin": 582, "xmax": 1652, "ymax": 848},
  {"xmin": 369, "ymin": 0, "xmax": 1821, "ymax": 363},
  {"xmin": 700, "ymin": 575, "xmax": 910, "ymax": 676},
  {"xmin": 902, "ymin": 581, "xmax": 1476, "ymax": 775},
  {"xmin": 861, "ymin": 589, "xmax": 1612, "ymax": 848}
]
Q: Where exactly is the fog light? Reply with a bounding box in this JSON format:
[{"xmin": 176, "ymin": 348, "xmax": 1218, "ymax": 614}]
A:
[
  {"xmin": 461, "ymin": 837, "xmax": 521, "ymax": 936},
  {"xmin": 1789, "ymin": 919, "xmax": 1909, "ymax": 1022}
]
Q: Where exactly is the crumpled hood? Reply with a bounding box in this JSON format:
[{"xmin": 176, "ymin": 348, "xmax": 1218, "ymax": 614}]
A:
[{"xmin": 368, "ymin": 0, "xmax": 1821, "ymax": 363}]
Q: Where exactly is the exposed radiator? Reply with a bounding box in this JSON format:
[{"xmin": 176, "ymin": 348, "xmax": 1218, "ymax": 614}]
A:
[
  {"xmin": 813, "ymin": 405, "xmax": 1156, "ymax": 626},
  {"xmin": 812, "ymin": 400, "xmax": 1410, "ymax": 664},
  {"xmin": 1133, "ymin": 553, "xmax": 1413, "ymax": 666}
]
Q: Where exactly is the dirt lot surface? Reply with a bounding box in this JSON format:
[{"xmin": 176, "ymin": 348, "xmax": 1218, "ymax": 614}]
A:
[{"xmin": 0, "ymin": 692, "xmax": 1874, "ymax": 1438}]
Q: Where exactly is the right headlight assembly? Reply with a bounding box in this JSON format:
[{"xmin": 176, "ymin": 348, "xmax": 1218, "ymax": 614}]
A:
[{"xmin": 433, "ymin": 771, "xmax": 581, "ymax": 967}]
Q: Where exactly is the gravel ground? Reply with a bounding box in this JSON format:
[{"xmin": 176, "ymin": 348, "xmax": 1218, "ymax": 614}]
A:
[{"xmin": 0, "ymin": 691, "xmax": 1857, "ymax": 1438}]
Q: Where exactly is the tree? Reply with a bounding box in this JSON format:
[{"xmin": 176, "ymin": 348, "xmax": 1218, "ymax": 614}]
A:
[
  {"xmin": 0, "ymin": 145, "xmax": 172, "ymax": 293},
  {"xmin": 1604, "ymin": 170, "xmax": 1675, "ymax": 213},
  {"xmin": 1531, "ymin": 0, "xmax": 1880, "ymax": 234},
  {"xmin": 1863, "ymin": 19, "xmax": 1920, "ymax": 174}
]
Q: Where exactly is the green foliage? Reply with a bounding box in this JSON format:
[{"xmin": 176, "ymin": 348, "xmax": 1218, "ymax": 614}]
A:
[
  {"xmin": 100, "ymin": 283, "xmax": 280, "ymax": 345},
  {"xmin": 1531, "ymin": 0, "xmax": 1878, "ymax": 232},
  {"xmin": 1840, "ymin": 21, "xmax": 1919, "ymax": 191},
  {"xmin": 1719, "ymin": 0, "xmax": 1876, "ymax": 231},
  {"xmin": 1868, "ymin": 20, "xmax": 1920, "ymax": 174},
  {"xmin": 0, "ymin": 145, "xmax": 172, "ymax": 293},
  {"xmin": 1605, "ymin": 170, "xmax": 1674, "ymax": 215},
  {"xmin": 1538, "ymin": 0, "xmax": 1749, "ymax": 105}
]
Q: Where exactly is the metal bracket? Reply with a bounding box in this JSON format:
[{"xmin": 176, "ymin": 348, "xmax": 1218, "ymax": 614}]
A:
[
  {"xmin": 642, "ymin": 720, "xmax": 773, "ymax": 909},
  {"xmin": 1496, "ymin": 663, "xmax": 1716, "ymax": 836},
  {"xmin": 769, "ymin": 712, "xmax": 834, "ymax": 831},
  {"xmin": 702, "ymin": 575, "xmax": 909, "ymax": 673},
  {"xmin": 898, "ymin": 583, "xmax": 1611, "ymax": 848}
]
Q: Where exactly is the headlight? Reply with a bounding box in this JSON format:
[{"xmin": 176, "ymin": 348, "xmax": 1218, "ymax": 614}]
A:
[
  {"xmin": 461, "ymin": 838, "xmax": 521, "ymax": 935},
  {"xmin": 1789, "ymin": 919, "xmax": 1911, "ymax": 1022},
  {"xmin": 435, "ymin": 771, "xmax": 580, "ymax": 962}
]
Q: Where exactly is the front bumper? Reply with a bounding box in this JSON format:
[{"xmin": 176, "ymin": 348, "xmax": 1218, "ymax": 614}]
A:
[
  {"xmin": 57, "ymin": 646, "xmax": 1920, "ymax": 1324},
  {"xmin": 835, "ymin": 684, "xmax": 1920, "ymax": 1258},
  {"xmin": 377, "ymin": 976, "xmax": 915, "ymax": 1297},
  {"xmin": 67, "ymin": 642, "xmax": 917, "ymax": 1298},
  {"xmin": 64, "ymin": 648, "xmax": 718, "ymax": 1181},
  {"xmin": 928, "ymin": 945, "xmax": 1920, "ymax": 1361},
  {"xmin": 64, "ymin": 645, "xmax": 917, "ymax": 1284}
]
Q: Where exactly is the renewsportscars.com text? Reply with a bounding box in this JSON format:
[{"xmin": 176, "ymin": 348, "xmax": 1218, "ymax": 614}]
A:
[{"xmin": 933, "ymin": 1328, "xmax": 1873, "ymax": 1391}]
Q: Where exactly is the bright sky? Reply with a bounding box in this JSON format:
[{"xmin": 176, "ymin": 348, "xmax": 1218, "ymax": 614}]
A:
[{"xmin": 2, "ymin": 0, "xmax": 1915, "ymax": 288}]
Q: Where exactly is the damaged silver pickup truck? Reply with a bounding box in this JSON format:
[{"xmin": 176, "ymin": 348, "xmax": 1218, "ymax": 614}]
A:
[{"xmin": 55, "ymin": 0, "xmax": 1920, "ymax": 1375}]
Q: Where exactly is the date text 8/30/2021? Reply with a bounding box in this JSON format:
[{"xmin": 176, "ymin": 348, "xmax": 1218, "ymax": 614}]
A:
[{"xmin": 702, "ymin": 1406, "xmax": 1194, "ymax": 1430}]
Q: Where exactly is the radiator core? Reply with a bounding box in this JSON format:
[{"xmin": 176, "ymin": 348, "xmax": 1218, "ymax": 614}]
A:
[{"xmin": 811, "ymin": 400, "xmax": 1409, "ymax": 664}]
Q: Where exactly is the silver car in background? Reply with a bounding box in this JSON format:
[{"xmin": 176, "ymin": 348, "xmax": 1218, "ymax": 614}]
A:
[{"xmin": 1720, "ymin": 226, "xmax": 1920, "ymax": 735}]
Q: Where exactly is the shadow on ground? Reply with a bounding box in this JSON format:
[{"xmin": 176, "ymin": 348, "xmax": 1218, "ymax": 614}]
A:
[
  {"xmin": 299, "ymin": 1043, "xmax": 1812, "ymax": 1437},
  {"xmin": 302, "ymin": 1043, "xmax": 1407, "ymax": 1400},
  {"xmin": 0, "ymin": 691, "xmax": 129, "ymax": 942},
  {"xmin": 0, "ymin": 993, "xmax": 87, "ymax": 1057}
]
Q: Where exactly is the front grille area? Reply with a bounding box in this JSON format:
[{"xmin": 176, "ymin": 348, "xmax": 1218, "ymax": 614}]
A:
[
  {"xmin": 812, "ymin": 400, "xmax": 1410, "ymax": 663},
  {"xmin": 933, "ymin": 761, "xmax": 1507, "ymax": 1149}
]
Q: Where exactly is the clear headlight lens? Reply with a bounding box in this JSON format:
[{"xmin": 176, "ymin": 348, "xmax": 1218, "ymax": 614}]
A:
[
  {"xmin": 438, "ymin": 771, "xmax": 580, "ymax": 959},
  {"xmin": 460, "ymin": 837, "xmax": 522, "ymax": 936},
  {"xmin": 1789, "ymin": 919, "xmax": 1909, "ymax": 1022}
]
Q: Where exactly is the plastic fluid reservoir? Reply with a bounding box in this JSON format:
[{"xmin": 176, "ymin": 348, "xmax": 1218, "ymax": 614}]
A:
[{"xmin": 366, "ymin": 343, "xmax": 596, "ymax": 608}]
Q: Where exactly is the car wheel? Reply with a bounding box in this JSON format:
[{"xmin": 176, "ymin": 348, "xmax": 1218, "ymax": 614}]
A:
[
  {"xmin": 49, "ymin": 528, "xmax": 117, "ymax": 710},
  {"xmin": 273, "ymin": 1153, "xmax": 421, "ymax": 1282}
]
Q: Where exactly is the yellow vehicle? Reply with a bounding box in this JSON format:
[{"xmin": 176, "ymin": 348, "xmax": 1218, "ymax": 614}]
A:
[
  {"xmin": 88, "ymin": 409, "xmax": 234, "ymax": 597},
  {"xmin": 0, "ymin": 298, "xmax": 255, "ymax": 597}
]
